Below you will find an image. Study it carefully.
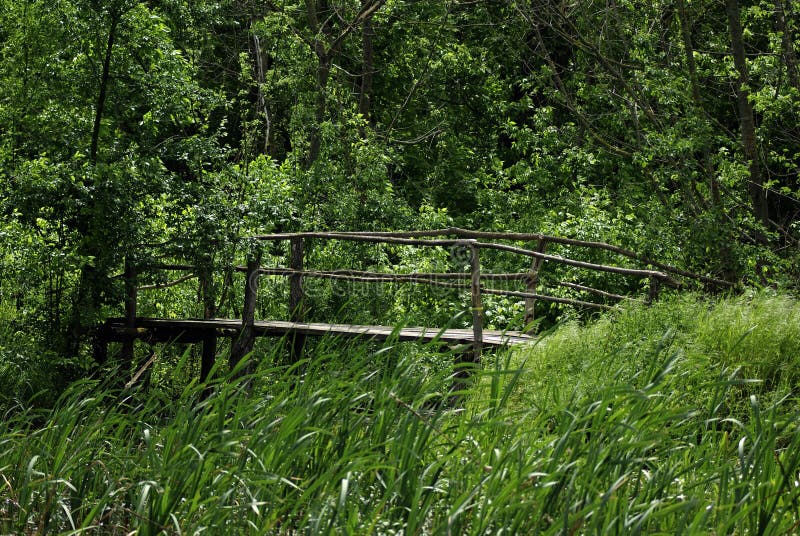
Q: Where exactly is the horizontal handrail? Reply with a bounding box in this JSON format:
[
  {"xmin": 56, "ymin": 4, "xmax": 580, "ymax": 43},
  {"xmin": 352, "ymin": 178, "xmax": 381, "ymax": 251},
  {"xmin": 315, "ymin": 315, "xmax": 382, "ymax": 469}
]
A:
[
  {"xmin": 553, "ymin": 281, "xmax": 639, "ymax": 302},
  {"xmin": 149, "ymin": 230, "xmax": 723, "ymax": 290},
  {"xmin": 255, "ymin": 234, "xmax": 680, "ymax": 285},
  {"xmin": 249, "ymin": 267, "xmax": 531, "ymax": 281},
  {"xmin": 248, "ymin": 227, "xmax": 732, "ymax": 288},
  {"xmin": 475, "ymin": 242, "xmax": 681, "ymax": 287},
  {"xmin": 255, "ymin": 267, "xmax": 612, "ymax": 309},
  {"xmin": 137, "ymin": 273, "xmax": 197, "ymax": 291},
  {"xmin": 482, "ymin": 288, "xmax": 613, "ymax": 309},
  {"xmin": 145, "ymin": 265, "xmax": 630, "ymax": 299},
  {"xmin": 136, "ymin": 264, "xmax": 624, "ymax": 310}
]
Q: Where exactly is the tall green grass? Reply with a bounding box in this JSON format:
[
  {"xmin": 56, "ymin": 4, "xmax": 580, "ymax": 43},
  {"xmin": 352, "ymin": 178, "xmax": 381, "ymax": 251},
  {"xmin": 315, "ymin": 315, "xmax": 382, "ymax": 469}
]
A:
[{"xmin": 1, "ymin": 292, "xmax": 799, "ymax": 534}]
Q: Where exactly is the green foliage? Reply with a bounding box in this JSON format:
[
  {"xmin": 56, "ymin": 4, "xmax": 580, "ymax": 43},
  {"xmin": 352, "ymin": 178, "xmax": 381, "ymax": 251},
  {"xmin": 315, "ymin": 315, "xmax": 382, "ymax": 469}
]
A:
[{"xmin": 512, "ymin": 291, "xmax": 800, "ymax": 417}]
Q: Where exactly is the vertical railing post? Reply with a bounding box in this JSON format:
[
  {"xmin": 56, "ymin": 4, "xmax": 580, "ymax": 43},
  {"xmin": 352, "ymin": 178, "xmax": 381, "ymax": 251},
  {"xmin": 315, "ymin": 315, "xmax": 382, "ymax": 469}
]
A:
[
  {"xmin": 647, "ymin": 275, "xmax": 661, "ymax": 305},
  {"xmin": 469, "ymin": 241, "xmax": 483, "ymax": 361},
  {"xmin": 289, "ymin": 236, "xmax": 306, "ymax": 362},
  {"xmin": 524, "ymin": 239, "xmax": 548, "ymax": 333},
  {"xmin": 200, "ymin": 332, "xmax": 217, "ymax": 384},
  {"xmin": 452, "ymin": 240, "xmax": 484, "ymax": 402},
  {"xmin": 230, "ymin": 250, "xmax": 261, "ymax": 374},
  {"xmin": 199, "ymin": 267, "xmax": 217, "ymax": 384},
  {"xmin": 120, "ymin": 257, "xmax": 137, "ymax": 370}
]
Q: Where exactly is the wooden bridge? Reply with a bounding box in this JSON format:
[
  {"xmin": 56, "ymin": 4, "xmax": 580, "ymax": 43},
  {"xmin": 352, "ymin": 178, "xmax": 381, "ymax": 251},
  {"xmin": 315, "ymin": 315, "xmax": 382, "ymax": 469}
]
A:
[
  {"xmin": 104, "ymin": 318, "xmax": 536, "ymax": 348},
  {"xmin": 100, "ymin": 228, "xmax": 730, "ymax": 383}
]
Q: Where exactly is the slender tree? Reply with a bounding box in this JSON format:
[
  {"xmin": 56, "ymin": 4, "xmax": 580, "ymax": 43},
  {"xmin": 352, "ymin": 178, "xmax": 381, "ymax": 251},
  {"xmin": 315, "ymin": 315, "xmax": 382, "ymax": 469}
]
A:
[{"xmin": 726, "ymin": 0, "xmax": 769, "ymax": 227}]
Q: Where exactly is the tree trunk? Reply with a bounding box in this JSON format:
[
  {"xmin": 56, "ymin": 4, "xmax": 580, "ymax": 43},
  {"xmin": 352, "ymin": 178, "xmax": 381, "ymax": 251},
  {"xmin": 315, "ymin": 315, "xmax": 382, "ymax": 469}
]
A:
[
  {"xmin": 305, "ymin": 0, "xmax": 330, "ymax": 168},
  {"xmin": 775, "ymin": 0, "xmax": 800, "ymax": 92},
  {"xmin": 726, "ymin": 0, "xmax": 769, "ymax": 226},
  {"xmin": 358, "ymin": 3, "xmax": 375, "ymax": 127},
  {"xmin": 90, "ymin": 11, "xmax": 119, "ymax": 163},
  {"xmin": 677, "ymin": 0, "xmax": 717, "ymax": 205},
  {"xmin": 307, "ymin": 55, "xmax": 331, "ymax": 167},
  {"xmin": 304, "ymin": 0, "xmax": 385, "ymax": 167},
  {"xmin": 67, "ymin": 8, "xmax": 120, "ymax": 358},
  {"xmin": 679, "ymin": 0, "xmax": 736, "ymax": 280},
  {"xmin": 251, "ymin": 19, "xmax": 271, "ymax": 155}
]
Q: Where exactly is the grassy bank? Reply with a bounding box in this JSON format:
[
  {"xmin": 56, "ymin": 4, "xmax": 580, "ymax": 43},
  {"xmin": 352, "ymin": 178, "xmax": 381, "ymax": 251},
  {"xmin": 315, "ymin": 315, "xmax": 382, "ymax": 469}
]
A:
[{"xmin": 1, "ymin": 292, "xmax": 799, "ymax": 534}]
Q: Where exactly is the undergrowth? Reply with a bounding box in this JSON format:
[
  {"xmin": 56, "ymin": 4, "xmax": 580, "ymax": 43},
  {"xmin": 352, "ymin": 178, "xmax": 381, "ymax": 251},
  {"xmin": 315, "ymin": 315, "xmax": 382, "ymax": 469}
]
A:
[{"xmin": 0, "ymin": 291, "xmax": 799, "ymax": 534}]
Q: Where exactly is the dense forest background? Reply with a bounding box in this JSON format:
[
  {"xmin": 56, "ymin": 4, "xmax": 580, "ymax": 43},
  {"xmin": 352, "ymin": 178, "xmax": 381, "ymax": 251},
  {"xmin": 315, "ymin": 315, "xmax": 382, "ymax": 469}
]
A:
[{"xmin": 2, "ymin": 0, "xmax": 800, "ymax": 363}]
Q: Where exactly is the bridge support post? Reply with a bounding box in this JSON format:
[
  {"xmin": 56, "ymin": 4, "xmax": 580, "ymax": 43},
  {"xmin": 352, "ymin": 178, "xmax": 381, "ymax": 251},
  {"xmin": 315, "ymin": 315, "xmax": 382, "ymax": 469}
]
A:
[
  {"xmin": 524, "ymin": 239, "xmax": 547, "ymax": 333},
  {"xmin": 199, "ymin": 268, "xmax": 217, "ymax": 383},
  {"xmin": 469, "ymin": 241, "xmax": 483, "ymax": 361},
  {"xmin": 449, "ymin": 241, "xmax": 484, "ymax": 401},
  {"xmin": 230, "ymin": 251, "xmax": 261, "ymax": 375},
  {"xmin": 200, "ymin": 332, "xmax": 216, "ymax": 383},
  {"xmin": 647, "ymin": 275, "xmax": 661, "ymax": 304},
  {"xmin": 120, "ymin": 257, "xmax": 137, "ymax": 372},
  {"xmin": 289, "ymin": 237, "xmax": 306, "ymax": 362}
]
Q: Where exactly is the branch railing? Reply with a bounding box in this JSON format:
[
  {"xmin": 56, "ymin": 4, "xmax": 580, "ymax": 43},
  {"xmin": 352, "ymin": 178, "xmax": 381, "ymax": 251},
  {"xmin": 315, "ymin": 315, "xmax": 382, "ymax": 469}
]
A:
[{"xmin": 116, "ymin": 228, "xmax": 731, "ymax": 376}]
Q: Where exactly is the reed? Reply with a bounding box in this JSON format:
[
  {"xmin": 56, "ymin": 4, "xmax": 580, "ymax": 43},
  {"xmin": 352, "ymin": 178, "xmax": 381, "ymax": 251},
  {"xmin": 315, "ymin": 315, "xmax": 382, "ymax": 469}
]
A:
[{"xmin": 1, "ymin": 292, "xmax": 798, "ymax": 534}]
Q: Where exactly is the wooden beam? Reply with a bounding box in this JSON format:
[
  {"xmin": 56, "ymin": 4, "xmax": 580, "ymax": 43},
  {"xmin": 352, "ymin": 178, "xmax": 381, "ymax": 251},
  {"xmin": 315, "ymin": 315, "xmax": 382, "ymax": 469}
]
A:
[
  {"xmin": 254, "ymin": 233, "xmax": 468, "ymax": 248},
  {"xmin": 248, "ymin": 228, "xmax": 732, "ymax": 288},
  {"xmin": 121, "ymin": 257, "xmax": 137, "ymax": 370},
  {"xmin": 249, "ymin": 233, "xmax": 680, "ymax": 286},
  {"xmin": 248, "ymin": 265, "xmax": 615, "ymax": 309},
  {"xmin": 484, "ymin": 289, "xmax": 612, "ymax": 309},
  {"xmin": 647, "ymin": 276, "xmax": 661, "ymax": 304},
  {"xmin": 289, "ymin": 238, "xmax": 306, "ymax": 320},
  {"xmin": 289, "ymin": 237, "xmax": 306, "ymax": 362},
  {"xmin": 476, "ymin": 242, "xmax": 682, "ymax": 287},
  {"xmin": 199, "ymin": 266, "xmax": 217, "ymax": 383},
  {"xmin": 137, "ymin": 273, "xmax": 196, "ymax": 291},
  {"xmin": 469, "ymin": 242, "xmax": 483, "ymax": 362},
  {"xmin": 450, "ymin": 242, "xmax": 484, "ymax": 402},
  {"xmin": 230, "ymin": 252, "xmax": 261, "ymax": 373},
  {"xmin": 201, "ymin": 332, "xmax": 216, "ymax": 384},
  {"xmin": 553, "ymin": 281, "xmax": 636, "ymax": 301},
  {"xmin": 524, "ymin": 239, "xmax": 548, "ymax": 332},
  {"xmin": 104, "ymin": 317, "xmax": 535, "ymax": 347},
  {"xmin": 250, "ymin": 267, "xmax": 530, "ymax": 281}
]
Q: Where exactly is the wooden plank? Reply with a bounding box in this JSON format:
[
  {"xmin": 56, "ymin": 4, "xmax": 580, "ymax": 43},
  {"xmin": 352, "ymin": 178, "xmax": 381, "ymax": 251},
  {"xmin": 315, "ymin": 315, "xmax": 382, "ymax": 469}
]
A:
[{"xmin": 104, "ymin": 317, "xmax": 535, "ymax": 348}]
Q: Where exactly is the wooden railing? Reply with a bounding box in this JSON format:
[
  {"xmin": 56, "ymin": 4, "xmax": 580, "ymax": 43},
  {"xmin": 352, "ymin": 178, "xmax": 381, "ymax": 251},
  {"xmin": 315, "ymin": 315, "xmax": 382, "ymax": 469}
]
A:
[{"xmin": 112, "ymin": 228, "xmax": 732, "ymax": 377}]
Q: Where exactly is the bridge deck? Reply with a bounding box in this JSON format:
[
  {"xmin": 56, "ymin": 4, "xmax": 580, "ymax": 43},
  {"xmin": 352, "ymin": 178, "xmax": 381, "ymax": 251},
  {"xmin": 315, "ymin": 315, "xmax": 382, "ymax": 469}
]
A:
[{"xmin": 105, "ymin": 317, "xmax": 535, "ymax": 348}]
